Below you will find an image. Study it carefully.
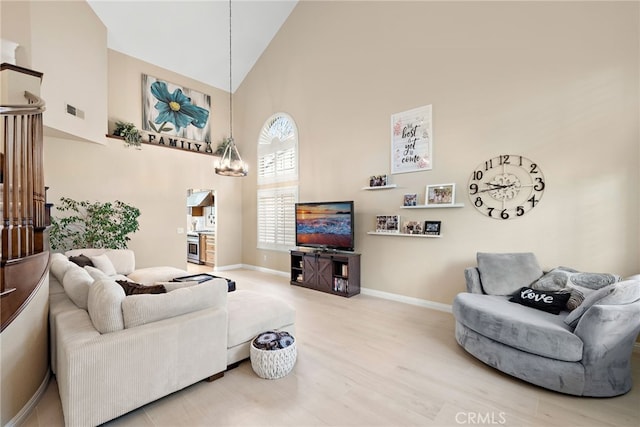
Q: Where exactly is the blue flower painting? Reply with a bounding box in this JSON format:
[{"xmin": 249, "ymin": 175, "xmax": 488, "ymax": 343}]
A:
[{"xmin": 142, "ymin": 74, "xmax": 211, "ymax": 142}]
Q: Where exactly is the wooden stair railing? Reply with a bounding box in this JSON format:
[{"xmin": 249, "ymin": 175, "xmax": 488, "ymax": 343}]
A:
[{"xmin": 1, "ymin": 64, "xmax": 48, "ymax": 331}]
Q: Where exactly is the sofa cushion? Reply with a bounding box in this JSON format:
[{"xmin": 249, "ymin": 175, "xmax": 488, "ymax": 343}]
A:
[
  {"xmin": 50, "ymin": 252, "xmax": 72, "ymax": 282},
  {"xmin": 227, "ymin": 290, "xmax": 296, "ymax": 348},
  {"xmin": 116, "ymin": 280, "xmax": 167, "ymax": 295},
  {"xmin": 453, "ymin": 293, "xmax": 583, "ymax": 361},
  {"xmin": 127, "ymin": 266, "xmax": 189, "ymax": 286},
  {"xmin": 62, "ymin": 263, "xmax": 94, "ymax": 309},
  {"xmin": 156, "ymin": 280, "xmax": 200, "ymax": 292},
  {"xmin": 509, "ymin": 287, "xmax": 571, "ymax": 315},
  {"xmin": 90, "ymin": 253, "xmax": 118, "ymax": 276},
  {"xmin": 121, "ymin": 282, "xmax": 217, "ymax": 329},
  {"xmin": 66, "ymin": 248, "xmax": 136, "ymax": 275},
  {"xmin": 477, "ymin": 252, "xmax": 543, "ymax": 296},
  {"xmin": 87, "ymin": 278, "xmax": 126, "ymax": 333}
]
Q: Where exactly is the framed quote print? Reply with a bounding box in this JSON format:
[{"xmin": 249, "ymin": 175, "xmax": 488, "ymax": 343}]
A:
[{"xmin": 391, "ymin": 104, "xmax": 432, "ymax": 174}]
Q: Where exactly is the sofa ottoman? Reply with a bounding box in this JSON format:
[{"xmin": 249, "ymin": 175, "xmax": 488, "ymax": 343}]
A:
[{"xmin": 226, "ymin": 290, "xmax": 296, "ymax": 366}]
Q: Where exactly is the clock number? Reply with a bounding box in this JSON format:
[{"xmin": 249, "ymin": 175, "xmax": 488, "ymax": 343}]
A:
[
  {"xmin": 516, "ymin": 206, "xmax": 525, "ymax": 216},
  {"xmin": 484, "ymin": 159, "xmax": 493, "ymax": 171},
  {"xmin": 469, "ymin": 183, "xmax": 478, "ymax": 195},
  {"xmin": 486, "ymin": 207, "xmax": 494, "ymax": 217},
  {"xmin": 534, "ymin": 177, "xmax": 545, "ymax": 191},
  {"xmin": 499, "ymin": 155, "xmax": 510, "ymax": 165},
  {"xmin": 500, "ymin": 209, "xmax": 510, "ymax": 220},
  {"xmin": 473, "ymin": 170, "xmax": 483, "ymax": 181},
  {"xmin": 528, "ymin": 195, "xmax": 538, "ymax": 207},
  {"xmin": 518, "ymin": 156, "xmax": 523, "ymax": 166},
  {"xmin": 530, "ymin": 163, "xmax": 539, "ymax": 174},
  {"xmin": 474, "ymin": 197, "xmax": 484, "ymax": 208}
]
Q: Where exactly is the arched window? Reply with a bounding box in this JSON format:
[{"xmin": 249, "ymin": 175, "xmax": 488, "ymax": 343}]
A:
[{"xmin": 257, "ymin": 113, "xmax": 298, "ymax": 250}]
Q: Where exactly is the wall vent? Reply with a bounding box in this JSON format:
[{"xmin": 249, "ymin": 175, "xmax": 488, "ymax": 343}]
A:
[{"xmin": 66, "ymin": 103, "xmax": 84, "ymax": 119}]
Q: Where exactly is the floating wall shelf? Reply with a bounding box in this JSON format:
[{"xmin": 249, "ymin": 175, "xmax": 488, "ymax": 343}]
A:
[
  {"xmin": 362, "ymin": 184, "xmax": 398, "ymax": 190},
  {"xmin": 367, "ymin": 231, "xmax": 441, "ymax": 238},
  {"xmin": 400, "ymin": 203, "xmax": 464, "ymax": 209}
]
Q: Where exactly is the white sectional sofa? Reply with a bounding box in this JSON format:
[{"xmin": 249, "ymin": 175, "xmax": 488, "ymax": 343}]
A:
[{"xmin": 48, "ymin": 249, "xmax": 295, "ymax": 426}]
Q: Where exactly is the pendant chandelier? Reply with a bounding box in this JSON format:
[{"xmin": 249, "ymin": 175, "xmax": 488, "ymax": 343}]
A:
[{"xmin": 215, "ymin": 0, "xmax": 248, "ymax": 177}]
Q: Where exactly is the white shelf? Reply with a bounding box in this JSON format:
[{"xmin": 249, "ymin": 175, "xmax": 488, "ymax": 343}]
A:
[
  {"xmin": 400, "ymin": 203, "xmax": 464, "ymax": 209},
  {"xmin": 362, "ymin": 184, "xmax": 397, "ymax": 190},
  {"xmin": 367, "ymin": 231, "xmax": 441, "ymax": 238}
]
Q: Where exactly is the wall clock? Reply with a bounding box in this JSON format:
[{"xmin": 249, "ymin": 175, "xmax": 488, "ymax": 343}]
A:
[{"xmin": 468, "ymin": 154, "xmax": 545, "ymax": 219}]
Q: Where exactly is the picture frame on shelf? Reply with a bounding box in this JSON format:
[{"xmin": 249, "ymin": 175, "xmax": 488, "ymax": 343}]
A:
[
  {"xmin": 424, "ymin": 220, "xmax": 442, "ymax": 235},
  {"xmin": 369, "ymin": 175, "xmax": 388, "ymax": 187},
  {"xmin": 426, "ymin": 183, "xmax": 455, "ymax": 206},
  {"xmin": 376, "ymin": 215, "xmax": 400, "ymax": 233},
  {"xmin": 403, "ymin": 193, "xmax": 418, "ymax": 206},
  {"xmin": 403, "ymin": 220, "xmax": 423, "ymax": 235}
]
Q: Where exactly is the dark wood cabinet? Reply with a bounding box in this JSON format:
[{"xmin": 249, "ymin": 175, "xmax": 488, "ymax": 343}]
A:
[{"xmin": 290, "ymin": 250, "xmax": 360, "ymax": 297}]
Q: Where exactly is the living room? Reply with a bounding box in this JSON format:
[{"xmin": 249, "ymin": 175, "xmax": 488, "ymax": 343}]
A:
[{"xmin": 1, "ymin": 0, "xmax": 638, "ymax": 426}]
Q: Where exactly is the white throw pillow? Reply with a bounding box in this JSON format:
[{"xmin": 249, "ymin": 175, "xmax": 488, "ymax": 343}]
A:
[
  {"xmin": 87, "ymin": 278, "xmax": 126, "ymax": 333},
  {"xmin": 84, "ymin": 265, "xmax": 109, "ymax": 281},
  {"xmin": 50, "ymin": 253, "xmax": 72, "ymax": 282},
  {"xmin": 61, "ymin": 264, "xmax": 94, "ymax": 309},
  {"xmin": 121, "ymin": 282, "xmax": 217, "ymax": 329},
  {"xmin": 90, "ymin": 253, "xmax": 118, "ymax": 276},
  {"xmin": 104, "ymin": 249, "xmax": 135, "ymax": 275}
]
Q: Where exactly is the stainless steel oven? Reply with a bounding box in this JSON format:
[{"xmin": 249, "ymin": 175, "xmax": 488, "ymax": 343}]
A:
[{"xmin": 187, "ymin": 233, "xmax": 201, "ymax": 264}]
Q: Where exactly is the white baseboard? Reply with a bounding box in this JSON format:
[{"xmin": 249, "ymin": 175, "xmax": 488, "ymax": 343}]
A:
[
  {"xmin": 360, "ymin": 287, "xmax": 453, "ymax": 313},
  {"xmin": 240, "ymin": 264, "xmax": 289, "ymax": 278},
  {"xmin": 6, "ymin": 371, "xmax": 51, "ymax": 427}
]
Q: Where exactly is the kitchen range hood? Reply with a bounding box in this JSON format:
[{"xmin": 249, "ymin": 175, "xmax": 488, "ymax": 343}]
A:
[{"xmin": 187, "ymin": 191, "xmax": 213, "ymax": 207}]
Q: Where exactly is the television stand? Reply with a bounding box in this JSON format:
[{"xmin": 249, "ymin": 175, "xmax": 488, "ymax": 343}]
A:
[{"xmin": 290, "ymin": 249, "xmax": 360, "ymax": 297}]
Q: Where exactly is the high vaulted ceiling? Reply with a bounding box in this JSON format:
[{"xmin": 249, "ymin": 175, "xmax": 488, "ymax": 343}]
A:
[{"xmin": 87, "ymin": 0, "xmax": 297, "ymax": 93}]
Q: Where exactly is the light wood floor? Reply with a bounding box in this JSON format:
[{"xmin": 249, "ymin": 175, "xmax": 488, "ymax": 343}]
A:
[{"xmin": 23, "ymin": 267, "xmax": 640, "ymax": 427}]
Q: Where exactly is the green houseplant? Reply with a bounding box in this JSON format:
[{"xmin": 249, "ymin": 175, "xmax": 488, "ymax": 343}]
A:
[
  {"xmin": 113, "ymin": 121, "xmax": 142, "ymax": 148},
  {"xmin": 49, "ymin": 197, "xmax": 141, "ymax": 251}
]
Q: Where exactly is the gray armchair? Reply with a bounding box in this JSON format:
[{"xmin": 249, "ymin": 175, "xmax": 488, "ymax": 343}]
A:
[{"xmin": 453, "ymin": 253, "xmax": 640, "ymax": 396}]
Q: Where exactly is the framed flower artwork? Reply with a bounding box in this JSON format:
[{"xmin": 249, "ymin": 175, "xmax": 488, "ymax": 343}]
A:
[{"xmin": 142, "ymin": 74, "xmax": 211, "ymax": 143}]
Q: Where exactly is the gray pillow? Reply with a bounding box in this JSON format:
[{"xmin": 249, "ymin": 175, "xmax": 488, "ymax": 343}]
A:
[
  {"xmin": 531, "ymin": 267, "xmax": 579, "ymax": 291},
  {"xmin": 564, "ymin": 283, "xmax": 616, "ymax": 328},
  {"xmin": 477, "ymin": 252, "xmax": 543, "ymax": 296}
]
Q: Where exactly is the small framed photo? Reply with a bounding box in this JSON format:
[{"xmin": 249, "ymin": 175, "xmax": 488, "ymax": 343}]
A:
[
  {"xmin": 403, "ymin": 193, "xmax": 418, "ymax": 206},
  {"xmin": 424, "ymin": 220, "xmax": 442, "ymax": 235},
  {"xmin": 376, "ymin": 215, "xmax": 400, "ymax": 233},
  {"xmin": 369, "ymin": 175, "xmax": 388, "ymax": 187},
  {"xmin": 426, "ymin": 183, "xmax": 455, "ymax": 206},
  {"xmin": 403, "ymin": 220, "xmax": 423, "ymax": 235}
]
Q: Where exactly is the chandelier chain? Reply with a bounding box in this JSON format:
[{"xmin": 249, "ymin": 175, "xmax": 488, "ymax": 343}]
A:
[{"xmin": 229, "ymin": 0, "xmax": 233, "ymax": 139}]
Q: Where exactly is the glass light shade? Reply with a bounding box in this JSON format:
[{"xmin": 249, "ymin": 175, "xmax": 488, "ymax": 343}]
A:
[{"xmin": 215, "ymin": 137, "xmax": 248, "ymax": 177}]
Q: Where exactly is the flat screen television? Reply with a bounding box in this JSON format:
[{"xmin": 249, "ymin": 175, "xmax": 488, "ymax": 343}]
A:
[{"xmin": 295, "ymin": 201, "xmax": 355, "ymax": 252}]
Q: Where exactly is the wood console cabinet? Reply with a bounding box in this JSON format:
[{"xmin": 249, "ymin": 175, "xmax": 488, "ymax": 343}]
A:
[{"xmin": 290, "ymin": 250, "xmax": 360, "ymax": 297}]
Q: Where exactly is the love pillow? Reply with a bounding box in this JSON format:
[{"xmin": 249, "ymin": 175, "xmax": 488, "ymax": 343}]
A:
[{"xmin": 509, "ymin": 287, "xmax": 571, "ymax": 315}]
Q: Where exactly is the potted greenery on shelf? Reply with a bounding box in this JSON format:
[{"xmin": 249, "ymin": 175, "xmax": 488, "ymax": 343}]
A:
[
  {"xmin": 49, "ymin": 197, "xmax": 141, "ymax": 251},
  {"xmin": 113, "ymin": 121, "xmax": 142, "ymax": 148}
]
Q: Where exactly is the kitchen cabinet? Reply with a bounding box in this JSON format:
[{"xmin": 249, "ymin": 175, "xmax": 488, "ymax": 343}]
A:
[{"xmin": 203, "ymin": 234, "xmax": 215, "ymax": 267}]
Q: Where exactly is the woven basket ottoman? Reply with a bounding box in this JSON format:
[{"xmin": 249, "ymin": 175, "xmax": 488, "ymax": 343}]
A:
[{"xmin": 250, "ymin": 331, "xmax": 297, "ymax": 379}]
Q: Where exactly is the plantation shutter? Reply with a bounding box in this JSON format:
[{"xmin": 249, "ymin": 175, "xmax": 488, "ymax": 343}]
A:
[
  {"xmin": 257, "ymin": 113, "xmax": 298, "ymax": 251},
  {"xmin": 257, "ymin": 187, "xmax": 297, "ymax": 249}
]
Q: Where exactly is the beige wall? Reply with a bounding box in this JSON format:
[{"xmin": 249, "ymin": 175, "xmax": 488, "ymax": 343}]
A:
[
  {"xmin": 236, "ymin": 1, "xmax": 640, "ymax": 304},
  {"xmin": 44, "ymin": 49, "xmax": 243, "ymax": 270}
]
